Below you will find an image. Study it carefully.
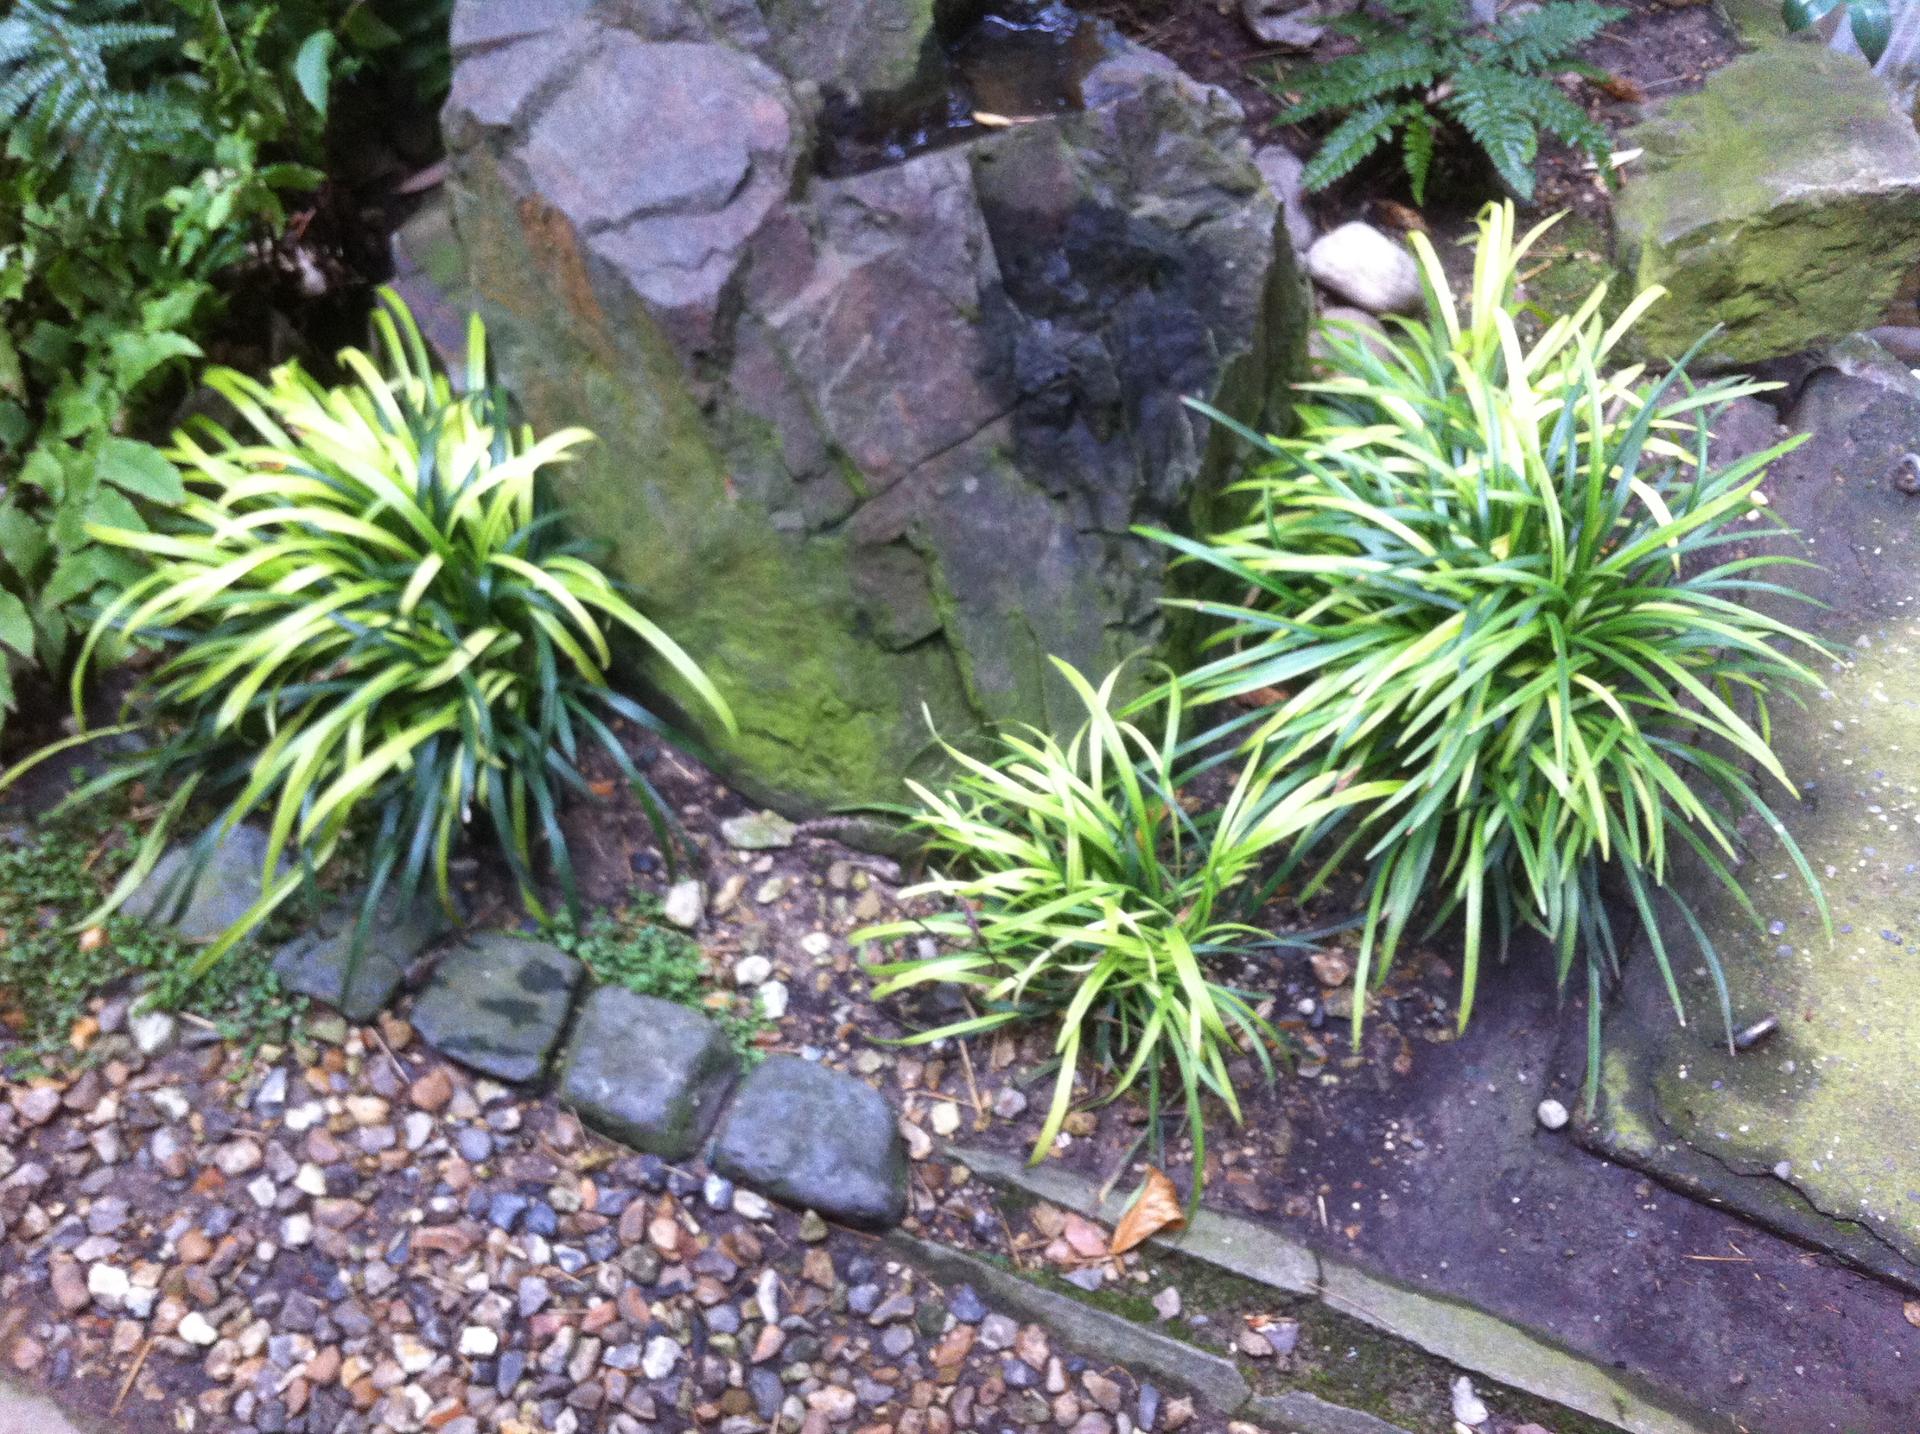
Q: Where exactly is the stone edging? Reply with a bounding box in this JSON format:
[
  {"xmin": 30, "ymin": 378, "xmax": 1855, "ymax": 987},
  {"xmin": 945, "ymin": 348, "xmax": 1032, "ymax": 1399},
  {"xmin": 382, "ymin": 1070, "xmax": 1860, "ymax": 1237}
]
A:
[
  {"xmin": 889, "ymin": 1233, "xmax": 1417, "ymax": 1434},
  {"xmin": 949, "ymin": 1146, "xmax": 1716, "ymax": 1434},
  {"xmin": 130, "ymin": 835, "xmax": 910, "ymax": 1233}
]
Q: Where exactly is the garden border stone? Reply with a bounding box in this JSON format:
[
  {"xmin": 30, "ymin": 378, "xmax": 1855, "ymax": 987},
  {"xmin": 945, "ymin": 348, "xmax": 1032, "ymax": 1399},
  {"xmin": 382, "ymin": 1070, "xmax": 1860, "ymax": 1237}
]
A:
[
  {"xmin": 556, "ymin": 986, "xmax": 737, "ymax": 1158},
  {"xmin": 408, "ymin": 932, "xmax": 581, "ymax": 1084},
  {"xmin": 954, "ymin": 1144, "xmax": 1711, "ymax": 1434}
]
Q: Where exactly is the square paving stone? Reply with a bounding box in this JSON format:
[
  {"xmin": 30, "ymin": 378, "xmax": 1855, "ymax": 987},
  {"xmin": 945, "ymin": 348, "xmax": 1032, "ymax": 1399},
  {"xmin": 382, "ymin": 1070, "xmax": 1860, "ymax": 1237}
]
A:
[
  {"xmin": 711, "ymin": 1054, "xmax": 906, "ymax": 1229},
  {"xmin": 271, "ymin": 894, "xmax": 451, "ymax": 1024},
  {"xmin": 557, "ymin": 987, "xmax": 737, "ymax": 1158},
  {"xmin": 409, "ymin": 933, "xmax": 581, "ymax": 1084},
  {"xmin": 123, "ymin": 825, "xmax": 281, "ymax": 943}
]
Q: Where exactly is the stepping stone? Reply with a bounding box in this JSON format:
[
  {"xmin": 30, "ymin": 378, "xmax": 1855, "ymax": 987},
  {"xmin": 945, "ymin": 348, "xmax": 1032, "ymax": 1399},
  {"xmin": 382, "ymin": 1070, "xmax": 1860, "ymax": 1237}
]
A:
[
  {"xmin": 557, "ymin": 987, "xmax": 737, "ymax": 1158},
  {"xmin": 1613, "ymin": 41, "xmax": 1920, "ymax": 366},
  {"xmin": 409, "ymin": 933, "xmax": 581, "ymax": 1084},
  {"xmin": 710, "ymin": 1054, "xmax": 907, "ymax": 1230},
  {"xmin": 123, "ymin": 825, "xmax": 281, "ymax": 943},
  {"xmin": 271, "ymin": 895, "xmax": 451, "ymax": 1024},
  {"xmin": 1585, "ymin": 350, "xmax": 1920, "ymax": 1283}
]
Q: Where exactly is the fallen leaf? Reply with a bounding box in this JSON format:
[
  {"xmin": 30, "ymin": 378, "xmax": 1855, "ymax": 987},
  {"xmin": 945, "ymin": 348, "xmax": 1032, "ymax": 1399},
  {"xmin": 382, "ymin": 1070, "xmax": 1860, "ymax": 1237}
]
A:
[
  {"xmin": 1592, "ymin": 72, "xmax": 1645, "ymax": 102},
  {"xmin": 1904, "ymin": 1299, "xmax": 1920, "ymax": 1328},
  {"xmin": 1372, "ymin": 198, "xmax": 1428, "ymax": 233},
  {"xmin": 68, "ymin": 1016, "xmax": 99, "ymax": 1053},
  {"xmin": 972, "ymin": 111, "xmax": 1016, "ymax": 127},
  {"xmin": 1110, "ymin": 1167, "xmax": 1187, "ymax": 1255},
  {"xmin": 1062, "ymin": 1213, "xmax": 1109, "ymax": 1260}
]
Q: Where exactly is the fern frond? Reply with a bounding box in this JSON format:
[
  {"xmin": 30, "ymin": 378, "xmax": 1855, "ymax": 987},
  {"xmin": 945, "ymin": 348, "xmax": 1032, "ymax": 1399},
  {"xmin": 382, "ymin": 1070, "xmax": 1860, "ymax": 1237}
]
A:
[
  {"xmin": 0, "ymin": 0, "xmax": 194, "ymax": 223},
  {"xmin": 1442, "ymin": 66, "xmax": 1540, "ymax": 198},
  {"xmin": 1481, "ymin": 1, "xmax": 1624, "ymax": 71},
  {"xmin": 1301, "ymin": 99, "xmax": 1405, "ymax": 191},
  {"xmin": 1401, "ymin": 109, "xmax": 1438, "ymax": 205},
  {"xmin": 1526, "ymin": 76, "xmax": 1612, "ymax": 167},
  {"xmin": 1274, "ymin": 39, "xmax": 1445, "ymax": 123}
]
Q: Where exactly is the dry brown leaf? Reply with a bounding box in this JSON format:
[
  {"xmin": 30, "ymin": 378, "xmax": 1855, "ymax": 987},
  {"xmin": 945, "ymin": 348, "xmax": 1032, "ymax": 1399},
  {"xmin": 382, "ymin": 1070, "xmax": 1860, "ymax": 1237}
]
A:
[
  {"xmin": 1593, "ymin": 72, "xmax": 1645, "ymax": 102},
  {"xmin": 1110, "ymin": 1167, "xmax": 1187, "ymax": 1255},
  {"xmin": 1904, "ymin": 1299, "xmax": 1920, "ymax": 1329},
  {"xmin": 1372, "ymin": 199, "xmax": 1428, "ymax": 233}
]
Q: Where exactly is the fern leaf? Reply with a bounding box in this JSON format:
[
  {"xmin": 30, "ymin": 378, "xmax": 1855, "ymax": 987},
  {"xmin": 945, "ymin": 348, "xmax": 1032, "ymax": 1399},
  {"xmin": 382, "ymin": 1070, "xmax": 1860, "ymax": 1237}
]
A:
[
  {"xmin": 0, "ymin": 0, "xmax": 189, "ymax": 223},
  {"xmin": 1442, "ymin": 66, "xmax": 1540, "ymax": 199},
  {"xmin": 1526, "ymin": 76, "xmax": 1612, "ymax": 168},
  {"xmin": 1401, "ymin": 107, "xmax": 1438, "ymax": 206},
  {"xmin": 1483, "ymin": 1, "xmax": 1625, "ymax": 71},
  {"xmin": 1274, "ymin": 39, "xmax": 1445, "ymax": 123},
  {"xmin": 1301, "ymin": 99, "xmax": 1404, "ymax": 191}
]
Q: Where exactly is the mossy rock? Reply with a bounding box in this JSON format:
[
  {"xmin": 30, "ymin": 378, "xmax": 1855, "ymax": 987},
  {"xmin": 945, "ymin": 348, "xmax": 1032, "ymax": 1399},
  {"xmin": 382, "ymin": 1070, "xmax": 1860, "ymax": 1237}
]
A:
[{"xmin": 1613, "ymin": 40, "xmax": 1920, "ymax": 366}]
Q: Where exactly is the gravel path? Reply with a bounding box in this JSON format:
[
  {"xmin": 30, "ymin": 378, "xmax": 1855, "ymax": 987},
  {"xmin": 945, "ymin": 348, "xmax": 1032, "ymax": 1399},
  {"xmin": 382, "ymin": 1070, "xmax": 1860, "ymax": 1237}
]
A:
[{"xmin": 0, "ymin": 1013, "xmax": 1232, "ymax": 1434}]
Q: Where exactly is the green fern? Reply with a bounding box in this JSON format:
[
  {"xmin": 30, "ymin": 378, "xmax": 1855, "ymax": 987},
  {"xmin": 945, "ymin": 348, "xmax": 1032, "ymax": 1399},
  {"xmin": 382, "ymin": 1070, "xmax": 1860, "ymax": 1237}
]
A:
[
  {"xmin": 1270, "ymin": 0, "xmax": 1623, "ymax": 203},
  {"xmin": 0, "ymin": 0, "xmax": 201, "ymax": 223}
]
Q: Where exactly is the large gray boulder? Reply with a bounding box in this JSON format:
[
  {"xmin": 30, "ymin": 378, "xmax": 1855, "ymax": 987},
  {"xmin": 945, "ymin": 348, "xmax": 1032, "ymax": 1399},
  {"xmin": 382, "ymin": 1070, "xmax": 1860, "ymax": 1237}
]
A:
[
  {"xmin": 1614, "ymin": 41, "xmax": 1920, "ymax": 366},
  {"xmin": 443, "ymin": 0, "xmax": 1308, "ymax": 815}
]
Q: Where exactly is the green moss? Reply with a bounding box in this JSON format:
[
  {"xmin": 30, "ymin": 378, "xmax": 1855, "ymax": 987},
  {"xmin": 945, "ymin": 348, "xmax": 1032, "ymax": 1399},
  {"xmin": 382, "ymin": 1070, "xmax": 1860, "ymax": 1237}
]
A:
[
  {"xmin": 0, "ymin": 803, "xmax": 304, "ymax": 1076},
  {"xmin": 1613, "ymin": 42, "xmax": 1920, "ymax": 365}
]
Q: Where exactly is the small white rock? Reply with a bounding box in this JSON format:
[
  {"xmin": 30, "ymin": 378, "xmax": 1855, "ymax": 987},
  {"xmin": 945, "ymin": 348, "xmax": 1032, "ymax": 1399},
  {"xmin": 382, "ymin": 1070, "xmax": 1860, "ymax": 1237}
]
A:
[
  {"xmin": 281, "ymin": 1214, "xmax": 313, "ymax": 1248},
  {"xmin": 1535, "ymin": 1098, "xmax": 1570, "ymax": 1131},
  {"xmin": 732, "ymin": 954, "xmax": 773, "ymax": 987},
  {"xmin": 757, "ymin": 980, "xmax": 790, "ymax": 1020},
  {"xmin": 733, "ymin": 1189, "xmax": 773, "ymax": 1222},
  {"xmin": 641, "ymin": 1335, "xmax": 681, "ymax": 1380},
  {"xmin": 799, "ymin": 931, "xmax": 832, "ymax": 957},
  {"xmin": 458, "ymin": 1325, "xmax": 499, "ymax": 1357},
  {"xmin": 86, "ymin": 1263, "xmax": 130, "ymax": 1308},
  {"xmin": 393, "ymin": 1332, "xmax": 435, "ymax": 1374},
  {"xmin": 1451, "ymin": 1374, "xmax": 1490, "ymax": 1427},
  {"xmin": 178, "ymin": 1311, "xmax": 219, "ymax": 1346},
  {"xmin": 246, "ymin": 1174, "xmax": 278, "ymax": 1209},
  {"xmin": 663, "ymin": 879, "xmax": 705, "ymax": 930},
  {"xmin": 1306, "ymin": 222, "xmax": 1423, "ymax": 315},
  {"xmin": 129, "ymin": 1010, "xmax": 178, "ymax": 1056},
  {"xmin": 294, "ymin": 1163, "xmax": 329, "ymax": 1198},
  {"xmin": 928, "ymin": 1101, "xmax": 962, "ymax": 1137}
]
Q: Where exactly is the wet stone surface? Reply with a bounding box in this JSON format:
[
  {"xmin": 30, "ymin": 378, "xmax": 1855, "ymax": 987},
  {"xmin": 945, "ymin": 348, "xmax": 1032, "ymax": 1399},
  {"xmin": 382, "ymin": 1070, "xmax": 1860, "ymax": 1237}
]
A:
[
  {"xmin": 1588, "ymin": 353, "xmax": 1920, "ymax": 1282},
  {"xmin": 408, "ymin": 934, "xmax": 581, "ymax": 1085},
  {"xmin": 271, "ymin": 896, "xmax": 450, "ymax": 1025},
  {"xmin": 123, "ymin": 826, "xmax": 281, "ymax": 944},
  {"xmin": 713, "ymin": 1054, "xmax": 909, "ymax": 1231},
  {"xmin": 556, "ymin": 988, "xmax": 737, "ymax": 1159}
]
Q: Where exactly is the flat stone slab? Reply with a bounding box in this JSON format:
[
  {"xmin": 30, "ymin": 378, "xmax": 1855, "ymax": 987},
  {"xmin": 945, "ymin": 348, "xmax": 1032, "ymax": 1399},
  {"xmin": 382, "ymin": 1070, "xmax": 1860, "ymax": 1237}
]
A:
[
  {"xmin": 1613, "ymin": 41, "xmax": 1920, "ymax": 365},
  {"xmin": 409, "ymin": 933, "xmax": 580, "ymax": 1084},
  {"xmin": 0, "ymin": 1379, "xmax": 88, "ymax": 1434},
  {"xmin": 271, "ymin": 894, "xmax": 450, "ymax": 1024},
  {"xmin": 123, "ymin": 825, "xmax": 278, "ymax": 943},
  {"xmin": 557, "ymin": 987, "xmax": 736, "ymax": 1158},
  {"xmin": 1585, "ymin": 354, "xmax": 1920, "ymax": 1284},
  {"xmin": 711, "ymin": 1054, "xmax": 907, "ymax": 1229}
]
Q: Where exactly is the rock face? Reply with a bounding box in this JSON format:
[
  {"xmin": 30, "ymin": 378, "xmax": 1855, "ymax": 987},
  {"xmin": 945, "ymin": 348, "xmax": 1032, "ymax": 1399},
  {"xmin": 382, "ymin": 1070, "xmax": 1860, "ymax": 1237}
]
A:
[
  {"xmin": 711, "ymin": 1054, "xmax": 907, "ymax": 1228},
  {"xmin": 443, "ymin": 0, "xmax": 1308, "ymax": 814},
  {"xmin": 1614, "ymin": 41, "xmax": 1920, "ymax": 366},
  {"xmin": 557, "ymin": 988, "xmax": 738, "ymax": 1157},
  {"xmin": 1585, "ymin": 343, "xmax": 1920, "ymax": 1286},
  {"xmin": 410, "ymin": 934, "xmax": 581, "ymax": 1084}
]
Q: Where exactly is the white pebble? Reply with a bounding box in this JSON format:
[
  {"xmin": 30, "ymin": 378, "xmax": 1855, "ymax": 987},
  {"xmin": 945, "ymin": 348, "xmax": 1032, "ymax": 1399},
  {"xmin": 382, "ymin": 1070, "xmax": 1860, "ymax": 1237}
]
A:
[
  {"xmin": 1535, "ymin": 1098, "xmax": 1570, "ymax": 1131},
  {"xmin": 178, "ymin": 1311, "xmax": 219, "ymax": 1346},
  {"xmin": 459, "ymin": 1325, "xmax": 499, "ymax": 1357}
]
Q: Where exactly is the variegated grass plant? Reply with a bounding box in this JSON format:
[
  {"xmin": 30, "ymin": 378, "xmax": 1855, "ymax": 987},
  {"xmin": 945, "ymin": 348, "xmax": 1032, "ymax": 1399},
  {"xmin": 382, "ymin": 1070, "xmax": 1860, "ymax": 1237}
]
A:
[
  {"xmin": 4, "ymin": 290, "xmax": 731, "ymax": 977},
  {"xmin": 857, "ymin": 660, "xmax": 1389, "ymax": 1182},
  {"xmin": 1144, "ymin": 203, "xmax": 1829, "ymax": 1093}
]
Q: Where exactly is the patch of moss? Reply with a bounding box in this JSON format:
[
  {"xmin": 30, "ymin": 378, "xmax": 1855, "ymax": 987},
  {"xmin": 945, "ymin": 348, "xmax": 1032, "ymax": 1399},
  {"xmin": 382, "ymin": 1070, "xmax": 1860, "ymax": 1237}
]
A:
[{"xmin": 0, "ymin": 802, "xmax": 304, "ymax": 1076}]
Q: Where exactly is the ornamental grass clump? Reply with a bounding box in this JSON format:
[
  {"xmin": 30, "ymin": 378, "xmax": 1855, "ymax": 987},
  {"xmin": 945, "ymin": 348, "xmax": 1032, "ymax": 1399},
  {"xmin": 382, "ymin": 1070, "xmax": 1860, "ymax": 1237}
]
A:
[
  {"xmin": 857, "ymin": 660, "xmax": 1390, "ymax": 1180},
  {"xmin": 1145, "ymin": 203, "xmax": 1828, "ymax": 1089},
  {"xmin": 5, "ymin": 291, "xmax": 731, "ymax": 977}
]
